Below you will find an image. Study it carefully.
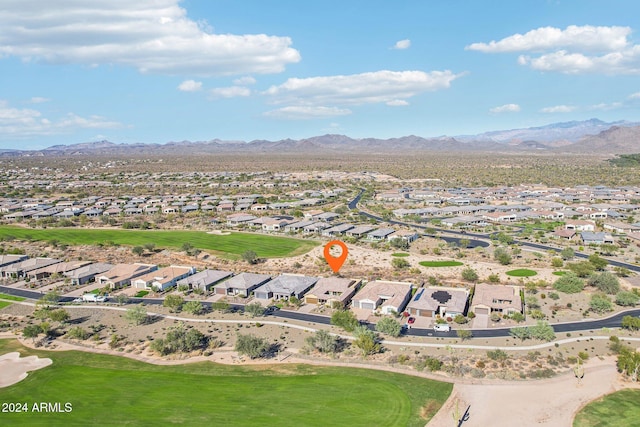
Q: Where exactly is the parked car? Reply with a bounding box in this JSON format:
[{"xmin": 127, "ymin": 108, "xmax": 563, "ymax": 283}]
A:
[{"xmin": 433, "ymin": 323, "xmax": 451, "ymax": 332}]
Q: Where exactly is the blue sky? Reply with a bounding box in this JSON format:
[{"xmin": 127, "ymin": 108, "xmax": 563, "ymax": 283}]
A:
[{"xmin": 2, "ymin": 0, "xmax": 640, "ymax": 149}]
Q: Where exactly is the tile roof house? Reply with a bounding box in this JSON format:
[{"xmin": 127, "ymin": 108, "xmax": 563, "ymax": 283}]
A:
[
  {"xmin": 132, "ymin": 265, "xmax": 195, "ymax": 291},
  {"xmin": 470, "ymin": 283, "xmax": 522, "ymax": 315},
  {"xmin": 304, "ymin": 277, "xmax": 361, "ymax": 307},
  {"xmin": 1, "ymin": 258, "xmax": 61, "ymax": 278},
  {"xmin": 214, "ymin": 272, "xmax": 272, "ymax": 297},
  {"xmin": 176, "ymin": 269, "xmax": 233, "ymax": 291},
  {"xmin": 27, "ymin": 260, "xmax": 93, "ymax": 280},
  {"xmin": 254, "ymin": 274, "xmax": 319, "ymax": 301},
  {"xmin": 64, "ymin": 262, "xmax": 114, "ymax": 285},
  {"xmin": 351, "ymin": 280, "xmax": 413, "ymax": 315},
  {"xmin": 406, "ymin": 286, "xmax": 469, "ymax": 318},
  {"xmin": 96, "ymin": 263, "xmax": 158, "ymax": 289},
  {"xmin": 0, "ymin": 254, "xmax": 28, "ymax": 269}
]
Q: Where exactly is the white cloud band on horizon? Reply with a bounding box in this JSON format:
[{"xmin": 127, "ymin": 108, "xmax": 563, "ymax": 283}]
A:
[
  {"xmin": 0, "ymin": 0, "xmax": 300, "ymax": 77},
  {"xmin": 0, "ymin": 100, "xmax": 124, "ymax": 138},
  {"xmin": 540, "ymin": 105, "xmax": 576, "ymax": 113},
  {"xmin": 263, "ymin": 106, "xmax": 352, "ymax": 120},
  {"xmin": 468, "ymin": 25, "xmax": 640, "ymax": 75},
  {"xmin": 178, "ymin": 80, "xmax": 202, "ymax": 92},
  {"xmin": 209, "ymin": 86, "xmax": 251, "ymax": 98},
  {"xmin": 489, "ymin": 103, "xmax": 520, "ymax": 113},
  {"xmin": 265, "ymin": 70, "xmax": 463, "ymax": 106}
]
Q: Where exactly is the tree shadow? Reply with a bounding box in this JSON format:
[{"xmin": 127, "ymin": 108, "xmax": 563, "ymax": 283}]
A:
[{"xmin": 68, "ymin": 315, "xmax": 91, "ymax": 325}]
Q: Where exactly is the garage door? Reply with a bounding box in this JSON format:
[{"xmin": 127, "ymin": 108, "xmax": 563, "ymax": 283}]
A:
[
  {"xmin": 306, "ymin": 297, "xmax": 318, "ymax": 305},
  {"xmin": 360, "ymin": 302, "xmax": 375, "ymax": 310},
  {"xmin": 475, "ymin": 307, "xmax": 489, "ymax": 315}
]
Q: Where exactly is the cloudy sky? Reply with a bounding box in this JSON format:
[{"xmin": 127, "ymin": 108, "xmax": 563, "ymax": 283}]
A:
[{"xmin": 1, "ymin": 0, "xmax": 640, "ymax": 149}]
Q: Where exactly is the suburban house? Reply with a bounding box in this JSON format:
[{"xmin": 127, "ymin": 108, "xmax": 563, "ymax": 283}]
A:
[
  {"xmin": 64, "ymin": 263, "xmax": 114, "ymax": 286},
  {"xmin": 351, "ymin": 280, "xmax": 413, "ymax": 315},
  {"xmin": 580, "ymin": 231, "xmax": 615, "ymax": 245},
  {"xmin": 0, "ymin": 258, "xmax": 61, "ymax": 278},
  {"xmin": 470, "ymin": 283, "xmax": 523, "ymax": 316},
  {"xmin": 406, "ymin": 286, "xmax": 470, "ymax": 318},
  {"xmin": 253, "ymin": 274, "xmax": 319, "ymax": 301},
  {"xmin": 96, "ymin": 263, "xmax": 158, "ymax": 289},
  {"xmin": 366, "ymin": 228, "xmax": 396, "ymax": 241},
  {"xmin": 0, "ymin": 254, "xmax": 28, "ymax": 269},
  {"xmin": 261, "ymin": 217, "xmax": 291, "ymax": 232},
  {"xmin": 176, "ymin": 269, "xmax": 233, "ymax": 292},
  {"xmin": 603, "ymin": 221, "xmax": 640, "ymax": 234},
  {"xmin": 131, "ymin": 266, "xmax": 195, "ymax": 291},
  {"xmin": 321, "ymin": 223, "xmax": 354, "ymax": 237},
  {"xmin": 345, "ymin": 225, "xmax": 376, "ymax": 239},
  {"xmin": 226, "ymin": 213, "xmax": 257, "ymax": 226},
  {"xmin": 303, "ymin": 277, "xmax": 361, "ymax": 307},
  {"xmin": 565, "ymin": 220, "xmax": 596, "ymax": 232},
  {"xmin": 387, "ymin": 230, "xmax": 420, "ymax": 243},
  {"xmin": 214, "ymin": 272, "xmax": 271, "ymax": 297},
  {"xmin": 27, "ymin": 260, "xmax": 93, "ymax": 280}
]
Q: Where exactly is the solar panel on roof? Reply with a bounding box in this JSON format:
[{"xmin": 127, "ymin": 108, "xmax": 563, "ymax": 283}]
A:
[{"xmin": 432, "ymin": 290, "xmax": 452, "ymax": 304}]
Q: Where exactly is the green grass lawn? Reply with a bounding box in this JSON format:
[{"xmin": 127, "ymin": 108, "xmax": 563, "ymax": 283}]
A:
[
  {"xmin": 0, "ymin": 339, "xmax": 452, "ymax": 427},
  {"xmin": 419, "ymin": 260, "xmax": 464, "ymax": 267},
  {"xmin": 391, "ymin": 252, "xmax": 410, "ymax": 257},
  {"xmin": 0, "ymin": 301, "xmax": 11, "ymax": 309},
  {"xmin": 553, "ymin": 271, "xmax": 568, "ymax": 276},
  {"xmin": 134, "ymin": 290, "xmax": 149, "ymax": 298},
  {"xmin": 573, "ymin": 389, "xmax": 640, "ymax": 427},
  {"xmin": 0, "ymin": 226, "xmax": 317, "ymax": 259},
  {"xmin": 505, "ymin": 269, "xmax": 538, "ymax": 277},
  {"xmin": 0, "ymin": 292, "xmax": 25, "ymax": 301}
]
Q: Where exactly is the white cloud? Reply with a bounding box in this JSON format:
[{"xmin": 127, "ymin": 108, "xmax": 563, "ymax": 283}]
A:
[
  {"xmin": 588, "ymin": 102, "xmax": 623, "ymax": 111},
  {"xmin": 627, "ymin": 92, "xmax": 640, "ymax": 99},
  {"xmin": 177, "ymin": 80, "xmax": 202, "ymax": 92},
  {"xmin": 0, "ymin": 100, "xmax": 123, "ymax": 138},
  {"xmin": 265, "ymin": 70, "xmax": 462, "ymax": 106},
  {"xmin": 386, "ymin": 100, "xmax": 409, "ymax": 106},
  {"xmin": 0, "ymin": 0, "xmax": 300, "ymax": 76},
  {"xmin": 263, "ymin": 106, "xmax": 352, "ymax": 120},
  {"xmin": 209, "ymin": 86, "xmax": 251, "ymax": 98},
  {"xmin": 392, "ymin": 39, "xmax": 411, "ymax": 50},
  {"xmin": 489, "ymin": 103, "xmax": 521, "ymax": 113},
  {"xmin": 540, "ymin": 105, "xmax": 576, "ymax": 113},
  {"xmin": 466, "ymin": 25, "xmax": 630, "ymax": 53},
  {"xmin": 468, "ymin": 25, "xmax": 640, "ymax": 75},
  {"xmin": 233, "ymin": 76, "xmax": 257, "ymax": 85},
  {"xmin": 29, "ymin": 97, "xmax": 50, "ymax": 104}
]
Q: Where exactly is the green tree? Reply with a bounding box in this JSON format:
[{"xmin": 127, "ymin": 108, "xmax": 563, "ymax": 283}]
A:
[
  {"xmin": 509, "ymin": 326, "xmax": 531, "ymax": 341},
  {"xmin": 613, "ymin": 266, "xmax": 632, "ymax": 277},
  {"xmin": 389, "ymin": 238, "xmax": 409, "ymax": 250},
  {"xmin": 551, "ymin": 257, "xmax": 564, "ymax": 268},
  {"xmin": 560, "ymin": 247, "xmax": 575, "ymax": 260},
  {"xmin": 621, "ymin": 315, "xmax": 640, "ymax": 330},
  {"xmin": 566, "ymin": 261, "xmax": 595, "ymax": 278},
  {"xmin": 553, "ymin": 272, "xmax": 584, "ymax": 294},
  {"xmin": 375, "ymin": 317, "xmax": 402, "ymax": 337},
  {"xmin": 330, "ymin": 309, "xmax": 359, "ymax": 332},
  {"xmin": 493, "ymin": 247, "xmax": 512, "ymax": 265},
  {"xmin": 454, "ymin": 314, "xmax": 468, "ymax": 324},
  {"xmin": 589, "ymin": 293, "xmax": 613, "ymax": 314},
  {"xmin": 22, "ymin": 324, "xmax": 41, "ymax": 342},
  {"xmin": 587, "ymin": 272, "xmax": 620, "ymax": 294},
  {"xmin": 38, "ymin": 290, "xmax": 60, "ymax": 307},
  {"xmin": 211, "ymin": 301, "xmax": 231, "ymax": 312},
  {"xmin": 151, "ymin": 324, "xmax": 207, "ymax": 355},
  {"xmin": 163, "ymin": 294, "xmax": 184, "ymax": 312},
  {"xmin": 588, "ymin": 253, "xmax": 608, "ymax": 271},
  {"xmin": 456, "ymin": 329, "xmax": 472, "ymax": 341},
  {"xmin": 125, "ymin": 304, "xmax": 148, "ymax": 325},
  {"xmin": 617, "ymin": 346, "xmax": 640, "ymax": 381},
  {"xmin": 235, "ymin": 333, "xmax": 269, "ymax": 359},
  {"xmin": 525, "ymin": 296, "xmax": 540, "ymax": 310},
  {"xmin": 143, "ymin": 243, "xmax": 156, "ymax": 252},
  {"xmin": 616, "ymin": 291, "xmax": 640, "ymax": 307},
  {"xmin": 66, "ymin": 326, "xmax": 89, "ymax": 340},
  {"xmin": 49, "ymin": 308, "xmax": 70, "ymax": 324},
  {"xmin": 391, "ymin": 257, "xmax": 410, "ymax": 269},
  {"xmin": 528, "ymin": 321, "xmax": 556, "ymax": 341},
  {"xmin": 599, "ymin": 244, "xmax": 618, "ymax": 256},
  {"xmin": 132, "ymin": 246, "xmax": 144, "ymax": 256},
  {"xmin": 305, "ymin": 330, "xmax": 339, "ymax": 353},
  {"xmin": 183, "ymin": 300, "xmax": 205, "ymax": 315},
  {"xmin": 116, "ymin": 294, "xmax": 130, "ymax": 306},
  {"xmin": 352, "ymin": 326, "xmax": 381, "ymax": 356},
  {"xmin": 244, "ymin": 302, "xmax": 265, "ymax": 317},
  {"xmin": 242, "ymin": 250, "xmax": 258, "ymax": 265},
  {"xmin": 461, "ymin": 267, "xmax": 479, "ymax": 282}
]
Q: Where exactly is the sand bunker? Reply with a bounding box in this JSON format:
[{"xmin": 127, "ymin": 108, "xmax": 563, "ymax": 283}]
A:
[{"xmin": 0, "ymin": 352, "xmax": 52, "ymax": 388}]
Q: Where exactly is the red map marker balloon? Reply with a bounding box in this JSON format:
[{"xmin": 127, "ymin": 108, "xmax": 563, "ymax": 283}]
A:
[{"xmin": 324, "ymin": 240, "xmax": 349, "ymax": 273}]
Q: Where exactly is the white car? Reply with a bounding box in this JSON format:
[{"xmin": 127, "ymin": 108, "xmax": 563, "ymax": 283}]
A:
[{"xmin": 433, "ymin": 323, "xmax": 451, "ymax": 332}]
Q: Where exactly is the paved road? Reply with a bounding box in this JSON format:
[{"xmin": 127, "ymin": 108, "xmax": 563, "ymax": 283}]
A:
[{"xmin": 4, "ymin": 285, "xmax": 640, "ymax": 340}]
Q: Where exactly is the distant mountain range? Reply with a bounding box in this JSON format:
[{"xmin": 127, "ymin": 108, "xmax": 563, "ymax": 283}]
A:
[{"xmin": 4, "ymin": 118, "xmax": 640, "ymax": 157}]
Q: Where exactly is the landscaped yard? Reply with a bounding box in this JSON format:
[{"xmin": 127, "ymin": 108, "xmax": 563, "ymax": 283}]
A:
[
  {"xmin": 134, "ymin": 290, "xmax": 149, "ymax": 298},
  {"xmin": 419, "ymin": 260, "xmax": 464, "ymax": 267},
  {"xmin": 0, "ymin": 226, "xmax": 317, "ymax": 259},
  {"xmin": 391, "ymin": 252, "xmax": 410, "ymax": 257},
  {"xmin": 505, "ymin": 269, "xmax": 538, "ymax": 277},
  {"xmin": 0, "ymin": 293, "xmax": 25, "ymax": 301},
  {"xmin": 0, "ymin": 301, "xmax": 11, "ymax": 309},
  {"xmin": 573, "ymin": 389, "xmax": 640, "ymax": 427},
  {"xmin": 0, "ymin": 340, "xmax": 452, "ymax": 427}
]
